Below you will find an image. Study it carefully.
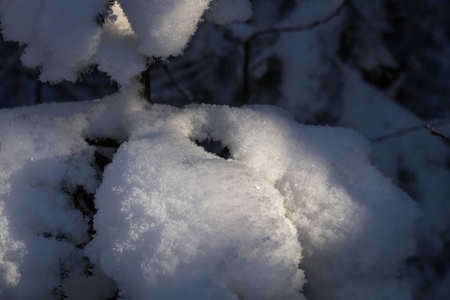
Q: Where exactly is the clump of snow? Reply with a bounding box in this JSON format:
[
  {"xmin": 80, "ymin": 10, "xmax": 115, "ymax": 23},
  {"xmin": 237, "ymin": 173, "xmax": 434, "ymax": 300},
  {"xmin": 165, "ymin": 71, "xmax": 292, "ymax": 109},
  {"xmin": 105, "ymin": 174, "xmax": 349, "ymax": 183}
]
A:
[
  {"xmin": 0, "ymin": 0, "xmax": 105, "ymax": 82},
  {"xmin": 87, "ymin": 137, "xmax": 304, "ymax": 300},
  {"xmin": 0, "ymin": 0, "xmax": 253, "ymax": 86},
  {"xmin": 178, "ymin": 104, "xmax": 418, "ymax": 299},
  {"xmin": 0, "ymin": 102, "xmax": 97, "ymax": 298},
  {"xmin": 118, "ymin": 0, "xmax": 211, "ymax": 57},
  {"xmin": 0, "ymin": 89, "xmax": 418, "ymax": 299},
  {"xmin": 93, "ymin": 2, "xmax": 146, "ymax": 88}
]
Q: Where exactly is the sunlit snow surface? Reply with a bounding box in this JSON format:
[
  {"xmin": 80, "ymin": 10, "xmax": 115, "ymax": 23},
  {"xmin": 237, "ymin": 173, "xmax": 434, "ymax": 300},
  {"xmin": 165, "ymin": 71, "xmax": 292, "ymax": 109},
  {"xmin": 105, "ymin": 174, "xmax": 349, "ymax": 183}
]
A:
[{"xmin": 0, "ymin": 89, "xmax": 418, "ymax": 299}]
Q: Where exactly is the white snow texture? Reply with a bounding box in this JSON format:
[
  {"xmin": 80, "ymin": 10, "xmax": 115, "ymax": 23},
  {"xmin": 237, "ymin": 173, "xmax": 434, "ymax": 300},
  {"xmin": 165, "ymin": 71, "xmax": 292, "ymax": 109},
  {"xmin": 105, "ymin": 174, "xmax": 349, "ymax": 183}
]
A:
[
  {"xmin": 0, "ymin": 0, "xmax": 252, "ymax": 85},
  {"xmin": 0, "ymin": 88, "xmax": 418, "ymax": 299}
]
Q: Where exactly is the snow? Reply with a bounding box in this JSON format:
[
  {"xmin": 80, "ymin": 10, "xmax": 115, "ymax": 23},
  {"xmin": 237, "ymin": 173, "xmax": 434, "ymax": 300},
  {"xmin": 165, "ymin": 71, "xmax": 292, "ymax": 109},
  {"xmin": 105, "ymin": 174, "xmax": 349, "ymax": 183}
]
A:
[
  {"xmin": 0, "ymin": 104, "xmax": 95, "ymax": 298},
  {"xmin": 0, "ymin": 87, "xmax": 419, "ymax": 299},
  {"xmin": 86, "ymin": 137, "xmax": 304, "ymax": 300},
  {"xmin": 338, "ymin": 67, "xmax": 450, "ymax": 299},
  {"xmin": 93, "ymin": 2, "xmax": 146, "ymax": 88},
  {"xmin": 0, "ymin": 0, "xmax": 105, "ymax": 82},
  {"xmin": 0, "ymin": 1, "xmax": 433, "ymax": 299},
  {"xmin": 0, "ymin": 0, "xmax": 253, "ymax": 86},
  {"xmin": 119, "ymin": 0, "xmax": 212, "ymax": 58},
  {"xmin": 339, "ymin": 67, "xmax": 450, "ymax": 252}
]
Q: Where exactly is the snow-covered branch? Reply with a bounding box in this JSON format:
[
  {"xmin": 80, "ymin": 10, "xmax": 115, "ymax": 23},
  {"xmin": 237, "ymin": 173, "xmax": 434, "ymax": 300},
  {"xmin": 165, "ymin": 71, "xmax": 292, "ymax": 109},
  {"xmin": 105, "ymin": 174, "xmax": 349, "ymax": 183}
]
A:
[{"xmin": 241, "ymin": 0, "xmax": 348, "ymax": 103}]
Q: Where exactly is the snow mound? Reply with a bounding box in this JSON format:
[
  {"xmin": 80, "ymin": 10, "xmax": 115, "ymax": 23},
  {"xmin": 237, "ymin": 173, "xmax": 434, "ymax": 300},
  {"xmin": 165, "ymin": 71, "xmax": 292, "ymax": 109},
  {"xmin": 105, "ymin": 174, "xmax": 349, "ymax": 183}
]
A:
[{"xmin": 0, "ymin": 93, "xmax": 418, "ymax": 299}]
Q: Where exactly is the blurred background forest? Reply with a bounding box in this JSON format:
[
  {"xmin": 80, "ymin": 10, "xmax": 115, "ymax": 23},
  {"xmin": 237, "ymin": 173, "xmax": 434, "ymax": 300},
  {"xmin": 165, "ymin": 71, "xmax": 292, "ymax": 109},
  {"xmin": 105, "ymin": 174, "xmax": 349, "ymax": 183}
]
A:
[{"xmin": 1, "ymin": 0, "xmax": 450, "ymax": 299}]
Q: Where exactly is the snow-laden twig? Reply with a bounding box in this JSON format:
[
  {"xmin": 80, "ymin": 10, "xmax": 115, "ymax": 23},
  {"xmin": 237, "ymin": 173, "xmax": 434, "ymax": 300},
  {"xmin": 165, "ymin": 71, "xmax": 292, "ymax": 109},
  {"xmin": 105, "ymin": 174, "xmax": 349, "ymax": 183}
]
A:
[
  {"xmin": 241, "ymin": 0, "xmax": 349, "ymax": 103},
  {"xmin": 371, "ymin": 119, "xmax": 450, "ymax": 143}
]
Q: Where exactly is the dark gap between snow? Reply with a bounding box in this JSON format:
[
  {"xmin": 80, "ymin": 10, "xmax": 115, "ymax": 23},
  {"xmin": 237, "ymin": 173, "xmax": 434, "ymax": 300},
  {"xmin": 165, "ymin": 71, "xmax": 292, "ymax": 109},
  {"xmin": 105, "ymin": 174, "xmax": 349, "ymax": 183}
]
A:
[
  {"xmin": 194, "ymin": 139, "xmax": 232, "ymax": 160},
  {"xmin": 78, "ymin": 137, "xmax": 123, "ymax": 242},
  {"xmin": 49, "ymin": 136, "xmax": 125, "ymax": 295}
]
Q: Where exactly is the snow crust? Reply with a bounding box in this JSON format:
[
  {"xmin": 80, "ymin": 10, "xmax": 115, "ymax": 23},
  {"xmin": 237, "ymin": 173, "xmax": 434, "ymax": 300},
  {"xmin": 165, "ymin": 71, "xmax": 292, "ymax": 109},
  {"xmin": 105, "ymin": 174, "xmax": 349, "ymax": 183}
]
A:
[
  {"xmin": 0, "ymin": 0, "xmax": 252, "ymax": 85},
  {"xmin": 0, "ymin": 89, "xmax": 418, "ymax": 299}
]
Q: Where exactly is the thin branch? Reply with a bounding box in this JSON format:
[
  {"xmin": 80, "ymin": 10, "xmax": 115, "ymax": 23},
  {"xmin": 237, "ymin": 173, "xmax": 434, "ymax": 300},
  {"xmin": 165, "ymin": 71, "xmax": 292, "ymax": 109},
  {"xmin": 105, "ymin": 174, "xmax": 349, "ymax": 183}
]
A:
[
  {"xmin": 425, "ymin": 125, "xmax": 450, "ymax": 142},
  {"xmin": 371, "ymin": 119, "xmax": 450, "ymax": 143},
  {"xmin": 34, "ymin": 76, "xmax": 42, "ymax": 104},
  {"xmin": 140, "ymin": 66, "xmax": 151, "ymax": 103},
  {"xmin": 247, "ymin": 0, "xmax": 348, "ymax": 44},
  {"xmin": 241, "ymin": 0, "xmax": 348, "ymax": 104},
  {"xmin": 242, "ymin": 40, "xmax": 251, "ymax": 104},
  {"xmin": 159, "ymin": 61, "xmax": 193, "ymax": 103}
]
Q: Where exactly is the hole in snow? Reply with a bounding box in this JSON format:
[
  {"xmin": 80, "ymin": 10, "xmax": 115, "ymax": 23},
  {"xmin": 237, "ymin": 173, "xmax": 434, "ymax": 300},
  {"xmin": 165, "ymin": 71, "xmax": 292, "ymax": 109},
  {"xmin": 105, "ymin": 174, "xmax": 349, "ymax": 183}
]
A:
[
  {"xmin": 80, "ymin": 136, "xmax": 123, "ymax": 240},
  {"xmin": 85, "ymin": 137, "xmax": 122, "ymax": 175},
  {"xmin": 61, "ymin": 137, "xmax": 124, "ymax": 245},
  {"xmin": 195, "ymin": 139, "xmax": 232, "ymax": 160},
  {"xmin": 53, "ymin": 137, "xmax": 126, "ymax": 297}
]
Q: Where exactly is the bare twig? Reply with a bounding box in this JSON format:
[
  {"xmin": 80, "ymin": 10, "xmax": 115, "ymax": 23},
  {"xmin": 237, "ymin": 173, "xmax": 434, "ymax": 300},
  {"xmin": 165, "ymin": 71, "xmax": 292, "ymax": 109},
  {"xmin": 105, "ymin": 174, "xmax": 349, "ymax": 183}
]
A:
[
  {"xmin": 159, "ymin": 61, "xmax": 193, "ymax": 103},
  {"xmin": 242, "ymin": 0, "xmax": 348, "ymax": 104},
  {"xmin": 34, "ymin": 76, "xmax": 42, "ymax": 104},
  {"xmin": 248, "ymin": 0, "xmax": 348, "ymax": 43},
  {"xmin": 140, "ymin": 65, "xmax": 151, "ymax": 103},
  {"xmin": 425, "ymin": 125, "xmax": 450, "ymax": 142},
  {"xmin": 371, "ymin": 119, "xmax": 450, "ymax": 143}
]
